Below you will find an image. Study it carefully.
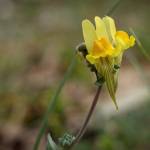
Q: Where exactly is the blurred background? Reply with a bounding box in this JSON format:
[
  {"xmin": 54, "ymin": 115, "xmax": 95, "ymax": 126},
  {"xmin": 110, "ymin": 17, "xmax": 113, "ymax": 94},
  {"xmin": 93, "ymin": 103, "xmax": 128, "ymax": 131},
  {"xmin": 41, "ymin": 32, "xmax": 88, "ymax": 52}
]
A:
[{"xmin": 0, "ymin": 0, "xmax": 150, "ymax": 150}]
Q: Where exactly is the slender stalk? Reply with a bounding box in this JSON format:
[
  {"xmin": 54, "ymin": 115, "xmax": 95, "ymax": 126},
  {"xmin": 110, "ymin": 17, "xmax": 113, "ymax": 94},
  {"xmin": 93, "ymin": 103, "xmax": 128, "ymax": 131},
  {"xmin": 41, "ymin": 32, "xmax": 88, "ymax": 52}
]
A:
[
  {"xmin": 69, "ymin": 85, "xmax": 102, "ymax": 149},
  {"xmin": 129, "ymin": 28, "xmax": 150, "ymax": 61},
  {"xmin": 106, "ymin": 0, "xmax": 122, "ymax": 16},
  {"xmin": 33, "ymin": 57, "xmax": 76, "ymax": 150}
]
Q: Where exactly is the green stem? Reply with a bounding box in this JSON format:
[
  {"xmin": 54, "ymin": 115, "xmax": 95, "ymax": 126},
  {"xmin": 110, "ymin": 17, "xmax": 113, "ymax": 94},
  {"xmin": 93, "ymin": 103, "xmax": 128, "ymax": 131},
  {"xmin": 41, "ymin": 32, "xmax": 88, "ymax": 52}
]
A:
[
  {"xmin": 69, "ymin": 85, "xmax": 102, "ymax": 150},
  {"xmin": 106, "ymin": 0, "xmax": 122, "ymax": 16},
  {"xmin": 33, "ymin": 57, "xmax": 76, "ymax": 150}
]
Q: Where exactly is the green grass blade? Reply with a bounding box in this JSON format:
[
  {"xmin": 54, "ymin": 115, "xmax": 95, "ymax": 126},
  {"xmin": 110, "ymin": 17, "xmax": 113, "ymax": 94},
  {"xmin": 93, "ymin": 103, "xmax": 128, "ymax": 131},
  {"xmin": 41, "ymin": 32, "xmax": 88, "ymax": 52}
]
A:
[
  {"xmin": 47, "ymin": 134, "xmax": 58, "ymax": 150},
  {"xmin": 128, "ymin": 28, "xmax": 150, "ymax": 90},
  {"xmin": 33, "ymin": 56, "xmax": 76, "ymax": 150},
  {"xmin": 106, "ymin": 0, "xmax": 122, "ymax": 16},
  {"xmin": 129, "ymin": 28, "xmax": 150, "ymax": 61}
]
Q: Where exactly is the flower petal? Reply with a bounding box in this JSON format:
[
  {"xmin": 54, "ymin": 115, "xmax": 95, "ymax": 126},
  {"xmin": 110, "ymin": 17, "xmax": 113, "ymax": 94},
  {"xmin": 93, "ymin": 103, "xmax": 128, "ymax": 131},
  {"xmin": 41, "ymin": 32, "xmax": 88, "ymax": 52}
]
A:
[
  {"xmin": 82, "ymin": 19, "xmax": 97, "ymax": 52},
  {"xmin": 86, "ymin": 54, "xmax": 96, "ymax": 64},
  {"xmin": 115, "ymin": 31, "xmax": 135, "ymax": 50},
  {"xmin": 103, "ymin": 16, "xmax": 116, "ymax": 43},
  {"xmin": 95, "ymin": 16, "xmax": 108, "ymax": 39},
  {"xmin": 129, "ymin": 35, "xmax": 135, "ymax": 47}
]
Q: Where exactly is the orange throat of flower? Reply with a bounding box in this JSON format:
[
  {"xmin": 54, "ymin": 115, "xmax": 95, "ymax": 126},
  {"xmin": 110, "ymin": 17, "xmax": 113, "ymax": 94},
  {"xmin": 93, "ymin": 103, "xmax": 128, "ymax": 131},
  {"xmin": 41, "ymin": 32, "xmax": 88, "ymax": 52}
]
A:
[{"xmin": 91, "ymin": 37, "xmax": 114, "ymax": 58}]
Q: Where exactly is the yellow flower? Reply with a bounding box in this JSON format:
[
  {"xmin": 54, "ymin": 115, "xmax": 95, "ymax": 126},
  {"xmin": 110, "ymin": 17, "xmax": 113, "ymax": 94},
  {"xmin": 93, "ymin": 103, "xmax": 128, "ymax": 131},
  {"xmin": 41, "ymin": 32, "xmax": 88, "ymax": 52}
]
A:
[
  {"xmin": 82, "ymin": 16, "xmax": 135, "ymax": 63},
  {"xmin": 82, "ymin": 16, "xmax": 135, "ymax": 109}
]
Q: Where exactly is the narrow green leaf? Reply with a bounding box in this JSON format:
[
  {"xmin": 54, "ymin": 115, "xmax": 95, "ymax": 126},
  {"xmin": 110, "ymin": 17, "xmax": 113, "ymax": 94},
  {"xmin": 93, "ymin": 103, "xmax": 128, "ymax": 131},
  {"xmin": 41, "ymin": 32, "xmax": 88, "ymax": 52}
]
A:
[
  {"xmin": 129, "ymin": 28, "xmax": 150, "ymax": 61},
  {"xmin": 33, "ymin": 56, "xmax": 76, "ymax": 150},
  {"xmin": 106, "ymin": 0, "xmax": 122, "ymax": 16},
  {"xmin": 47, "ymin": 134, "xmax": 58, "ymax": 150}
]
